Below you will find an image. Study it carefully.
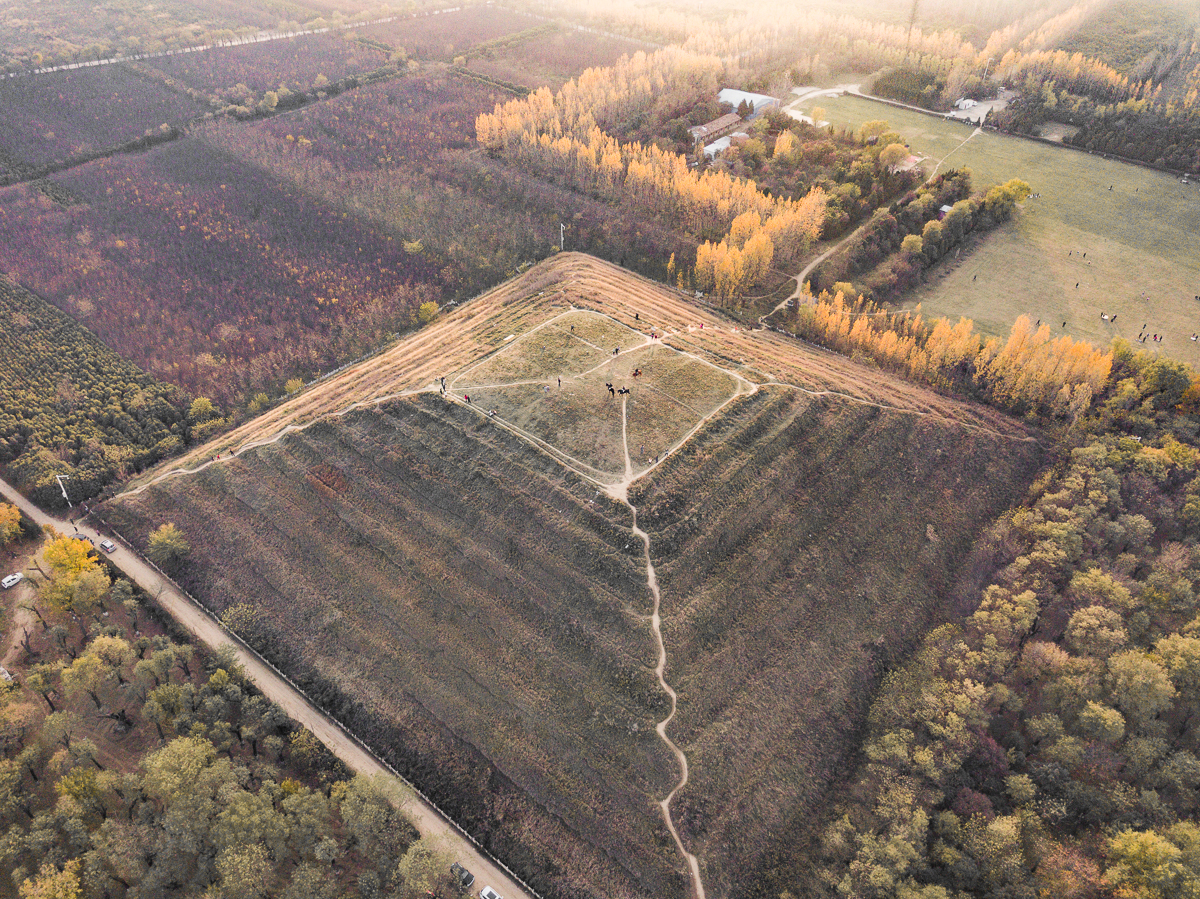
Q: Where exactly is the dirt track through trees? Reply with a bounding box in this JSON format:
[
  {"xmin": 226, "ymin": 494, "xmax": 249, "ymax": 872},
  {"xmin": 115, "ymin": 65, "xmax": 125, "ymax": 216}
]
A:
[{"xmin": 771, "ymin": 122, "xmax": 983, "ymax": 314}]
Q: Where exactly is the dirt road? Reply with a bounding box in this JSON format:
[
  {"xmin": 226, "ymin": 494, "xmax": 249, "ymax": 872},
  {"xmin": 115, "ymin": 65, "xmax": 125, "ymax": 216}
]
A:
[{"xmin": 0, "ymin": 477, "xmax": 536, "ymax": 899}]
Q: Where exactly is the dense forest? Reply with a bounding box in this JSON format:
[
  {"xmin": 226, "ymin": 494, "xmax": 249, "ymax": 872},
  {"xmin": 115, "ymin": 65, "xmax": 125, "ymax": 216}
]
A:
[
  {"xmin": 0, "ymin": 279, "xmax": 192, "ymax": 510},
  {"xmin": 0, "ymin": 522, "xmax": 457, "ymax": 899},
  {"xmin": 992, "ymin": 90, "xmax": 1200, "ymax": 174}
]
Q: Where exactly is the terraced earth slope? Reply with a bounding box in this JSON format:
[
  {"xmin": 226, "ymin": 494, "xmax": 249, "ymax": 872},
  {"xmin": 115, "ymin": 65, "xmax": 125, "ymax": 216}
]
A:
[{"xmin": 105, "ymin": 254, "xmax": 1045, "ymax": 899}]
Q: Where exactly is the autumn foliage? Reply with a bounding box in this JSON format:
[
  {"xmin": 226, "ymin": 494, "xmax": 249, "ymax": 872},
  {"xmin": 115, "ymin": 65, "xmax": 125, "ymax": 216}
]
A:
[{"xmin": 476, "ymin": 49, "xmax": 827, "ymax": 292}]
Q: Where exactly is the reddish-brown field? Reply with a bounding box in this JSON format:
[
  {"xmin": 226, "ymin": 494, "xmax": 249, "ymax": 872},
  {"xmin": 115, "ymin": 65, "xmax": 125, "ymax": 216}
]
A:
[
  {"xmin": 198, "ymin": 69, "xmax": 696, "ymax": 303},
  {"xmin": 107, "ymin": 254, "xmax": 1044, "ymax": 899},
  {"xmin": 466, "ymin": 26, "xmax": 648, "ymax": 89},
  {"xmin": 147, "ymin": 32, "xmax": 388, "ymax": 95},
  {"xmin": 0, "ymin": 137, "xmax": 439, "ymax": 403}
]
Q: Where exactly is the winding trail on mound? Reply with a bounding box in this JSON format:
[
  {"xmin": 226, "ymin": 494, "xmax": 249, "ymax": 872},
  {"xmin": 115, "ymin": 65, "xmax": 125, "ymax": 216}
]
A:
[{"xmin": 614, "ymin": 396, "xmax": 707, "ymax": 899}]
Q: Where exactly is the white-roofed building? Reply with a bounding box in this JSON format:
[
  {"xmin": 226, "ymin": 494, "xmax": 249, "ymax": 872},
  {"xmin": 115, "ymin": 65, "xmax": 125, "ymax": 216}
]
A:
[{"xmin": 717, "ymin": 88, "xmax": 780, "ymax": 117}]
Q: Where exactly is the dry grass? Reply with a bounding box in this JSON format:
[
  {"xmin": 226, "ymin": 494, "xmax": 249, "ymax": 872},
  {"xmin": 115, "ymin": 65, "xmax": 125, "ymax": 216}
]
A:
[
  {"xmin": 106, "ymin": 255, "xmax": 1046, "ymax": 899},
  {"xmin": 122, "ymin": 253, "xmax": 1032, "ymax": 493},
  {"xmin": 452, "ymin": 311, "xmax": 745, "ymax": 478}
]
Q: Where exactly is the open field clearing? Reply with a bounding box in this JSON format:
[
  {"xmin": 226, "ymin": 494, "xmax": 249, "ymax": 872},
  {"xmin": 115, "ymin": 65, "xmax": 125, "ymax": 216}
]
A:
[
  {"xmin": 0, "ymin": 65, "xmax": 204, "ymax": 171},
  {"xmin": 107, "ymin": 252, "xmax": 1044, "ymax": 899},
  {"xmin": 123, "ymin": 253, "xmax": 1035, "ymax": 490},
  {"xmin": 360, "ymin": 6, "xmax": 535, "ymax": 60},
  {"xmin": 796, "ymin": 93, "xmax": 1200, "ymax": 365},
  {"xmin": 0, "ymin": 137, "xmax": 438, "ymax": 403}
]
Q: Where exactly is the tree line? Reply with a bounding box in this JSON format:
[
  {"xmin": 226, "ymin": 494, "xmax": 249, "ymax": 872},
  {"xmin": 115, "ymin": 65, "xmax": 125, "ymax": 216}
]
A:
[
  {"xmin": 993, "ymin": 86, "xmax": 1200, "ymax": 174},
  {"xmin": 785, "ymin": 296, "xmax": 1110, "ymax": 421},
  {"xmin": 812, "ymin": 172, "xmax": 1032, "ymax": 303}
]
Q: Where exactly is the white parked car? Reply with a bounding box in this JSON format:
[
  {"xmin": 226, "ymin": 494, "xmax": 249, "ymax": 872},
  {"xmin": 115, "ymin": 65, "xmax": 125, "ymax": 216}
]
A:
[
  {"xmin": 1, "ymin": 573, "xmax": 23, "ymax": 589},
  {"xmin": 479, "ymin": 888, "xmax": 502, "ymax": 899},
  {"xmin": 99, "ymin": 539, "xmax": 117, "ymax": 554}
]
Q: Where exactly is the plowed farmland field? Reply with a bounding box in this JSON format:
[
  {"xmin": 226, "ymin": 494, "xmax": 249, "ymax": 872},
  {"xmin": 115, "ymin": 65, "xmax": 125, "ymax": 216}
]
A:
[{"xmin": 106, "ymin": 254, "xmax": 1045, "ymax": 899}]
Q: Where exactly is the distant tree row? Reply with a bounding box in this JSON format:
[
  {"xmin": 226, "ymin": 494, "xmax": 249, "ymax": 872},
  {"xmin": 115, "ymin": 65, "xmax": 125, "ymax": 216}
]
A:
[
  {"xmin": 0, "ymin": 2, "xmax": 412, "ymax": 75},
  {"xmin": 993, "ymin": 85, "xmax": 1200, "ymax": 174}
]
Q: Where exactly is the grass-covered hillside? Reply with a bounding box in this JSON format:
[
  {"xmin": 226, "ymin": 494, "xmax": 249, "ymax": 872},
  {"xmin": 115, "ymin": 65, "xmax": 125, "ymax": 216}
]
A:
[{"xmin": 103, "ymin": 347, "xmax": 1042, "ymax": 899}]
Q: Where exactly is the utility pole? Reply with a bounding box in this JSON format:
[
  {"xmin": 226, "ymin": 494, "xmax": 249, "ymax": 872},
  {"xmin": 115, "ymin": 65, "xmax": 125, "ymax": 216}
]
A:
[
  {"xmin": 560, "ymin": 223, "xmax": 565, "ymax": 251},
  {"xmin": 904, "ymin": 0, "xmax": 919, "ymax": 61},
  {"xmin": 55, "ymin": 474, "xmax": 72, "ymax": 508},
  {"xmin": 983, "ymin": 56, "xmax": 994, "ymax": 85}
]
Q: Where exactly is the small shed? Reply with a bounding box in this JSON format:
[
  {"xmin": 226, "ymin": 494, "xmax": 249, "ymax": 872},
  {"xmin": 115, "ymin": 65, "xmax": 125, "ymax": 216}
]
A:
[{"xmin": 938, "ymin": 204, "xmax": 954, "ymax": 219}]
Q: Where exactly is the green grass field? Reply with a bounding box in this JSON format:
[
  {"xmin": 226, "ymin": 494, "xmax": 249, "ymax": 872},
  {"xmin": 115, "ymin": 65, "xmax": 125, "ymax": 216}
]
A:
[{"xmin": 799, "ymin": 94, "xmax": 1200, "ymax": 364}]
